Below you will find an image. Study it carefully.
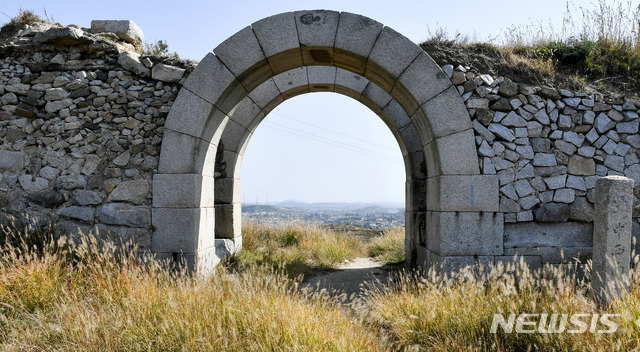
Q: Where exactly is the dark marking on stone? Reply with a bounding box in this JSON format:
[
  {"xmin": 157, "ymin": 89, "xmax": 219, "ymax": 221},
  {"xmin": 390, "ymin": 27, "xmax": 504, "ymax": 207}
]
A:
[
  {"xmin": 28, "ymin": 190, "xmax": 65, "ymax": 208},
  {"xmin": 310, "ymin": 49, "xmax": 332, "ymax": 63},
  {"xmin": 359, "ymin": 17, "xmax": 376, "ymax": 27},
  {"xmin": 436, "ymin": 72, "xmax": 446, "ymax": 79},
  {"xmin": 300, "ymin": 13, "xmax": 322, "ymax": 25}
]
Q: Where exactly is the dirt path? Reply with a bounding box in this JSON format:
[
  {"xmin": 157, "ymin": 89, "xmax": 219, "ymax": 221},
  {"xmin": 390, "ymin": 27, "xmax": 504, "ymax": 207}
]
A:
[{"xmin": 299, "ymin": 258, "xmax": 397, "ymax": 300}]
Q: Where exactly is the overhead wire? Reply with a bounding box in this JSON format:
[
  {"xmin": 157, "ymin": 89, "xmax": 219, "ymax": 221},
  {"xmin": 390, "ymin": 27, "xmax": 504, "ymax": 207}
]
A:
[
  {"xmin": 269, "ymin": 111, "xmax": 399, "ymax": 152},
  {"xmin": 261, "ymin": 121, "xmax": 403, "ymax": 164},
  {"xmin": 262, "ymin": 119, "xmax": 400, "ymax": 159}
]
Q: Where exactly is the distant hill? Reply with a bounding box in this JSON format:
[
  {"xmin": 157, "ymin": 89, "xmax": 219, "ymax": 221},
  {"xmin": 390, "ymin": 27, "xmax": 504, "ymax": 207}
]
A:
[
  {"xmin": 272, "ymin": 200, "xmax": 404, "ymax": 210},
  {"xmin": 242, "ymin": 204, "xmax": 289, "ymax": 213}
]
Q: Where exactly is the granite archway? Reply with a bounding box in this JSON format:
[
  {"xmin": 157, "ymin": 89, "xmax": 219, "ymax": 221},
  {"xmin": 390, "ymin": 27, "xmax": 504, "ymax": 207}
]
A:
[{"xmin": 154, "ymin": 10, "xmax": 501, "ymax": 274}]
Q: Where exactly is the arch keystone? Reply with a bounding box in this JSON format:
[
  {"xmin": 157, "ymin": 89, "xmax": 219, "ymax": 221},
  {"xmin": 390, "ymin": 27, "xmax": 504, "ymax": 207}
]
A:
[
  {"xmin": 307, "ymin": 66, "xmax": 337, "ymax": 92},
  {"xmin": 294, "ymin": 10, "xmax": 340, "ymax": 66}
]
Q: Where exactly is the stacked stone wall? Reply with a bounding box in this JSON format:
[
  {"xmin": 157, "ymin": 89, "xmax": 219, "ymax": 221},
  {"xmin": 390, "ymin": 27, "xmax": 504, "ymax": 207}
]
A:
[
  {"xmin": 0, "ymin": 21, "xmax": 190, "ymax": 248},
  {"xmin": 443, "ymin": 63, "xmax": 640, "ymax": 266}
]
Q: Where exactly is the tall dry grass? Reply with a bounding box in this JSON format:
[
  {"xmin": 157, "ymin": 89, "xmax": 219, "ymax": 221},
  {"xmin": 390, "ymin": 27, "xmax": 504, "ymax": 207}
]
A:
[
  {"xmin": 363, "ymin": 258, "xmax": 640, "ymax": 351},
  {"xmin": 235, "ymin": 221, "xmax": 367, "ymax": 277},
  {"xmin": 367, "ymin": 227, "xmax": 405, "ymax": 265},
  {"xmin": 0, "ymin": 229, "xmax": 388, "ymax": 351},
  {"xmin": 5, "ymin": 220, "xmax": 640, "ymax": 351}
]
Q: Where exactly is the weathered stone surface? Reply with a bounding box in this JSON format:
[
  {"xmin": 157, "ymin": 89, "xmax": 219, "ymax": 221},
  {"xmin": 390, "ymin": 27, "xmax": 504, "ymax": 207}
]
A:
[
  {"xmin": 427, "ymin": 175, "xmax": 499, "ymax": 212},
  {"xmin": 617, "ymin": 121, "xmax": 639, "ymax": 134},
  {"xmin": 151, "ymin": 63, "xmax": 185, "ymax": 83},
  {"xmin": 18, "ymin": 175, "xmax": 49, "ymax": 195},
  {"xmin": 91, "ymin": 20, "xmax": 143, "ymax": 44},
  {"xmin": 98, "ymin": 203, "xmax": 150, "ymax": 227},
  {"xmin": 533, "ymin": 203, "xmax": 570, "ymax": 222},
  {"xmin": 107, "ymin": 180, "xmax": 150, "ymax": 205},
  {"xmin": 488, "ymin": 123, "xmax": 515, "ymax": 142},
  {"xmin": 118, "ymin": 51, "xmax": 150, "ymax": 77},
  {"xmin": 570, "ymin": 197, "xmax": 594, "ymax": 222},
  {"xmin": 595, "ymin": 113, "xmax": 616, "ymax": 134},
  {"xmin": 58, "ymin": 206, "xmax": 95, "ymax": 222},
  {"xmin": 334, "ymin": 12, "xmax": 383, "ymax": 73},
  {"xmin": 593, "ymin": 176, "xmax": 634, "ymax": 303},
  {"xmin": 72, "ymin": 190, "xmax": 104, "ymax": 206},
  {"xmin": 539, "ymin": 87, "xmax": 561, "ymax": 100},
  {"xmin": 28, "ymin": 190, "xmax": 65, "ymax": 208},
  {"xmin": 568, "ymin": 155, "xmax": 596, "ymax": 175},
  {"xmin": 553, "ymin": 188, "xmax": 575, "ymax": 203},
  {"xmin": 151, "ymin": 207, "xmax": 215, "ymax": 252},
  {"xmin": 44, "ymin": 87, "xmax": 70, "ymax": 100},
  {"xmin": 427, "ymin": 211, "xmax": 503, "ymax": 256},
  {"xmin": 533, "ymin": 153, "xmax": 557, "ymax": 166},
  {"xmin": 0, "ymin": 151, "xmax": 24, "ymax": 172},
  {"xmin": 366, "ymin": 26, "xmax": 421, "ymax": 91},
  {"xmin": 504, "ymin": 221, "xmax": 592, "ymax": 248},
  {"xmin": 34, "ymin": 27, "xmax": 92, "ymax": 46},
  {"xmin": 56, "ymin": 175, "xmax": 87, "ymax": 190}
]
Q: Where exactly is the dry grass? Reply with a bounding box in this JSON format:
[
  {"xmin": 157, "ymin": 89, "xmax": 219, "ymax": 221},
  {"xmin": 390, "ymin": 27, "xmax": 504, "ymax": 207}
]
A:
[
  {"xmin": 367, "ymin": 227, "xmax": 405, "ymax": 265},
  {"xmin": 363, "ymin": 258, "xmax": 640, "ymax": 351},
  {"xmin": 0, "ymin": 8, "xmax": 44, "ymax": 34},
  {"xmin": 422, "ymin": 0, "xmax": 640, "ymax": 91},
  {"xmin": 0, "ymin": 230, "xmax": 387, "ymax": 351},
  {"xmin": 234, "ymin": 221, "xmax": 367, "ymax": 278},
  {"xmin": 4, "ymin": 220, "xmax": 640, "ymax": 350}
]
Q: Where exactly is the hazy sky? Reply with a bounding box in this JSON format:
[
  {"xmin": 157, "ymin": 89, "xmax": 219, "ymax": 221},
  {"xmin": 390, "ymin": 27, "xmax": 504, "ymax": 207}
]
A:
[{"xmin": 2, "ymin": 0, "xmax": 603, "ymax": 203}]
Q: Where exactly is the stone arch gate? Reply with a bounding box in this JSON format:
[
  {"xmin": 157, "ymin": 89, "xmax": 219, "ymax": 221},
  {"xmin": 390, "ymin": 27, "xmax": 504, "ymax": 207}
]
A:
[{"xmin": 153, "ymin": 10, "xmax": 502, "ymax": 274}]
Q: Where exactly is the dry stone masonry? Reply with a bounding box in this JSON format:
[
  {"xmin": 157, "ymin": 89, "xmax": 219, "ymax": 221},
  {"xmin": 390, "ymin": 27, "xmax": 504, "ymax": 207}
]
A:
[
  {"xmin": 444, "ymin": 63, "xmax": 640, "ymax": 268},
  {"xmin": 0, "ymin": 12, "xmax": 638, "ymax": 274},
  {"xmin": 0, "ymin": 20, "xmax": 192, "ymax": 249}
]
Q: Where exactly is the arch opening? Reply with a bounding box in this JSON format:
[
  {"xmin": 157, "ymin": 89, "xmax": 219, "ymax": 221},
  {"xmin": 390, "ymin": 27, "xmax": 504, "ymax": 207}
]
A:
[
  {"xmin": 239, "ymin": 92, "xmax": 405, "ymax": 206},
  {"xmin": 154, "ymin": 10, "xmax": 501, "ymax": 274}
]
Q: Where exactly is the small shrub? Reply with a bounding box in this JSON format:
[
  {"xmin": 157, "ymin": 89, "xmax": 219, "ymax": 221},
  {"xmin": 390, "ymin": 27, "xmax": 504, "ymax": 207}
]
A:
[
  {"xmin": 367, "ymin": 227, "xmax": 404, "ymax": 264},
  {"xmin": 142, "ymin": 39, "xmax": 179, "ymax": 58},
  {"xmin": 0, "ymin": 8, "xmax": 44, "ymax": 33},
  {"xmin": 236, "ymin": 221, "xmax": 366, "ymax": 277}
]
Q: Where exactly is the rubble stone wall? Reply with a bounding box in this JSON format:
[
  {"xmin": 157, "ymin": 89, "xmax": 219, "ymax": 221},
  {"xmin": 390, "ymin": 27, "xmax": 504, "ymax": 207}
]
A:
[
  {"xmin": 445, "ymin": 63, "xmax": 640, "ymax": 265},
  {"xmin": 0, "ymin": 21, "xmax": 190, "ymax": 250}
]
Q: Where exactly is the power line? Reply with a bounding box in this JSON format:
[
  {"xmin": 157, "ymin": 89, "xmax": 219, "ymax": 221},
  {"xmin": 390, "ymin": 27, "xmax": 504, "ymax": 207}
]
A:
[
  {"xmin": 262, "ymin": 123, "xmax": 402, "ymax": 163},
  {"xmin": 262, "ymin": 120, "xmax": 401, "ymax": 161},
  {"xmin": 261, "ymin": 122, "xmax": 403, "ymax": 164},
  {"xmin": 269, "ymin": 111, "xmax": 400, "ymax": 152}
]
